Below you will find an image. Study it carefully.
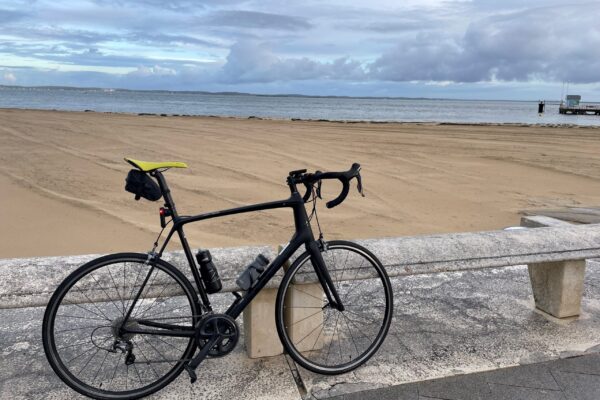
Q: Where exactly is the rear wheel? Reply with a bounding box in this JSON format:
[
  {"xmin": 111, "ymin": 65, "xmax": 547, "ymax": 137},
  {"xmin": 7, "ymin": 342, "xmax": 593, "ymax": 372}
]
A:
[
  {"xmin": 276, "ymin": 241, "xmax": 393, "ymax": 374},
  {"xmin": 42, "ymin": 253, "xmax": 200, "ymax": 399}
]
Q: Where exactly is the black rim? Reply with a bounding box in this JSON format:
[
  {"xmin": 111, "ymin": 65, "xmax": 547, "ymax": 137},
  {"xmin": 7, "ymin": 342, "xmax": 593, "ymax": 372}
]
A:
[
  {"xmin": 43, "ymin": 254, "xmax": 199, "ymax": 399},
  {"xmin": 278, "ymin": 242, "xmax": 393, "ymax": 374}
]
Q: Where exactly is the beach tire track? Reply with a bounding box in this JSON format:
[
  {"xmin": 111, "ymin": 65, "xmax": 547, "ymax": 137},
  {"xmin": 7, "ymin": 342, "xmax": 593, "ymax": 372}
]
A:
[{"xmin": 1, "ymin": 169, "xmax": 158, "ymax": 236}]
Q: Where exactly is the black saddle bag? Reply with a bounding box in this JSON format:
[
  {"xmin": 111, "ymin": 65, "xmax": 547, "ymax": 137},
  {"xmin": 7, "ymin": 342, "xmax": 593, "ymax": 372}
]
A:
[{"xmin": 125, "ymin": 169, "xmax": 162, "ymax": 201}]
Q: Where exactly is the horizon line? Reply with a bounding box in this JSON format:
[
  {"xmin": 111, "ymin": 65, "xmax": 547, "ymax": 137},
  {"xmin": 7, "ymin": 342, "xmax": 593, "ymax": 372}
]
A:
[{"xmin": 0, "ymin": 84, "xmax": 577, "ymax": 103}]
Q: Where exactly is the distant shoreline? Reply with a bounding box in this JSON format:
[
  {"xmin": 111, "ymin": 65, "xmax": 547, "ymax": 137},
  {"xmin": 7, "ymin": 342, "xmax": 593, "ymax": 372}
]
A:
[
  {"xmin": 1, "ymin": 106, "xmax": 598, "ymax": 129},
  {"xmin": 0, "ymin": 84, "xmax": 556, "ymax": 103}
]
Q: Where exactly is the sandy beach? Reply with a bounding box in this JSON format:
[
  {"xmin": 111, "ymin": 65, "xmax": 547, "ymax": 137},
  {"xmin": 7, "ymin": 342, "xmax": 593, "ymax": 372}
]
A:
[{"xmin": 2, "ymin": 108, "xmax": 600, "ymax": 258}]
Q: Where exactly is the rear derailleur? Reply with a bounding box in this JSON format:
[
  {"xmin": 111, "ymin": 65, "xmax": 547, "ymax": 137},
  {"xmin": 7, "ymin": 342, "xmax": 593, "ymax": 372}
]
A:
[{"xmin": 113, "ymin": 340, "xmax": 136, "ymax": 365}]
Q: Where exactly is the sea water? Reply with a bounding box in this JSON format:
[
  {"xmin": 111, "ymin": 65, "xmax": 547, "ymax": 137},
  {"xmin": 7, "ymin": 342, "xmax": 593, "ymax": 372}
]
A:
[{"xmin": 1, "ymin": 85, "xmax": 599, "ymax": 126}]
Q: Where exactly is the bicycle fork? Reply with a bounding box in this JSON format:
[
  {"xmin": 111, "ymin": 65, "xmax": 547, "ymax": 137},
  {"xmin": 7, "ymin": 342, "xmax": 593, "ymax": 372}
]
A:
[{"xmin": 307, "ymin": 240, "xmax": 345, "ymax": 312}]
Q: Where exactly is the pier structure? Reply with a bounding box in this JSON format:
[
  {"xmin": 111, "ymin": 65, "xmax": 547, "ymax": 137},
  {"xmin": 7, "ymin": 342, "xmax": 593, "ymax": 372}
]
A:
[{"xmin": 559, "ymin": 94, "xmax": 600, "ymax": 115}]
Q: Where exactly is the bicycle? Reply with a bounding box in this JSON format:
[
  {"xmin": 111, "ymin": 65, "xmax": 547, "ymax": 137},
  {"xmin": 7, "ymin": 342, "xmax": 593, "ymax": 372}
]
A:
[{"xmin": 42, "ymin": 158, "xmax": 393, "ymax": 399}]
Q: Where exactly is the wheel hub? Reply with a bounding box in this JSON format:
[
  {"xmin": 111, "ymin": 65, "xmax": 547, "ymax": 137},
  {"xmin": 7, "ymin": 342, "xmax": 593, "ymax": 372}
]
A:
[{"xmin": 111, "ymin": 316, "xmax": 139, "ymax": 341}]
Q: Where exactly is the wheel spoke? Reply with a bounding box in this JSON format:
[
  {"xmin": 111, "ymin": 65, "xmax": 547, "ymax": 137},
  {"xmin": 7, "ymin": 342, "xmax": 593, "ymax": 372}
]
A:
[
  {"xmin": 288, "ymin": 309, "xmax": 324, "ymax": 327},
  {"xmin": 88, "ymin": 272, "xmax": 123, "ymax": 316},
  {"xmin": 106, "ymin": 265, "xmax": 126, "ymax": 316},
  {"xmin": 343, "ymin": 313, "xmax": 377, "ymax": 341},
  {"xmin": 62, "ymin": 299, "xmax": 110, "ymax": 322},
  {"xmin": 342, "ymin": 313, "xmax": 361, "ymax": 358},
  {"xmin": 133, "ymin": 339, "xmax": 161, "ymax": 379},
  {"xmin": 92, "ymin": 350, "xmax": 110, "ymax": 384},
  {"xmin": 291, "ymin": 285, "xmax": 324, "ymax": 302},
  {"xmin": 131, "ymin": 268, "xmax": 161, "ymax": 318},
  {"xmin": 56, "ymin": 314, "xmax": 108, "ymax": 321},
  {"xmin": 324, "ymin": 312, "xmax": 342, "ymax": 364},
  {"xmin": 71, "ymin": 285, "xmax": 113, "ymax": 321},
  {"xmin": 134, "ymin": 279, "xmax": 174, "ymax": 319}
]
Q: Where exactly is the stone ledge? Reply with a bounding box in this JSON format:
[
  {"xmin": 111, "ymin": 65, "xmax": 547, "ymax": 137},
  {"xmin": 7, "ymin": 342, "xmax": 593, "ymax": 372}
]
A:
[
  {"xmin": 0, "ymin": 245, "xmax": 276, "ymax": 309},
  {"xmin": 4, "ymin": 223, "xmax": 600, "ymax": 309}
]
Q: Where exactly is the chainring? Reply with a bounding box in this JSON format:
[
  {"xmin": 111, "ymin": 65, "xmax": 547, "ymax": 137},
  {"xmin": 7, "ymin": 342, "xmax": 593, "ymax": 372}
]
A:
[{"xmin": 196, "ymin": 313, "xmax": 239, "ymax": 358}]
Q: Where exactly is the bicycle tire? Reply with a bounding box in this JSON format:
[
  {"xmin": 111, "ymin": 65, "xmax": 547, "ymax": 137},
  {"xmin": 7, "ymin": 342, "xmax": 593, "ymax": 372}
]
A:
[
  {"xmin": 275, "ymin": 240, "xmax": 393, "ymax": 375},
  {"xmin": 42, "ymin": 253, "xmax": 200, "ymax": 399}
]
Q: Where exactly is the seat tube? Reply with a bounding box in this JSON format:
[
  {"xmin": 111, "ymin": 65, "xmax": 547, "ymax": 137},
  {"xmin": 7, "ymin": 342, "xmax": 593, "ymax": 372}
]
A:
[
  {"xmin": 154, "ymin": 171, "xmax": 178, "ymax": 216},
  {"xmin": 177, "ymin": 227, "xmax": 211, "ymax": 309}
]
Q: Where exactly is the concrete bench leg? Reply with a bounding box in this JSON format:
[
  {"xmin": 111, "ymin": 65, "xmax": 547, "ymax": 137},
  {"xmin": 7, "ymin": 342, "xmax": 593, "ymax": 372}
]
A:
[
  {"xmin": 243, "ymin": 245, "xmax": 324, "ymax": 358},
  {"xmin": 243, "ymin": 287, "xmax": 283, "ymax": 358},
  {"xmin": 528, "ymin": 260, "xmax": 586, "ymax": 318},
  {"xmin": 242, "ymin": 284, "xmax": 325, "ymax": 358}
]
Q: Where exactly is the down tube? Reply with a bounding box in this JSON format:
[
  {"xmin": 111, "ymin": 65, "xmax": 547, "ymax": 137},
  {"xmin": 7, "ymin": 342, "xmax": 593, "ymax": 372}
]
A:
[{"xmin": 226, "ymin": 237, "xmax": 302, "ymax": 319}]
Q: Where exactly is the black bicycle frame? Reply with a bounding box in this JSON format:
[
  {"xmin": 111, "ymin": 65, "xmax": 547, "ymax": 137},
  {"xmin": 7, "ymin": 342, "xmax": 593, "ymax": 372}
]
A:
[{"xmin": 121, "ymin": 170, "xmax": 344, "ymax": 339}]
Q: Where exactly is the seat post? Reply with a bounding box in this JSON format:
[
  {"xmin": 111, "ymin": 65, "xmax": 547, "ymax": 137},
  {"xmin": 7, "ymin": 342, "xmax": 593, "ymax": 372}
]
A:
[{"xmin": 153, "ymin": 171, "xmax": 178, "ymax": 217}]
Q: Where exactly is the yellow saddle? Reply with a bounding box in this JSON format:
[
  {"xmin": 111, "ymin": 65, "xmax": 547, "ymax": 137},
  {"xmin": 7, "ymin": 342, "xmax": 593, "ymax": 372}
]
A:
[{"xmin": 125, "ymin": 158, "xmax": 188, "ymax": 172}]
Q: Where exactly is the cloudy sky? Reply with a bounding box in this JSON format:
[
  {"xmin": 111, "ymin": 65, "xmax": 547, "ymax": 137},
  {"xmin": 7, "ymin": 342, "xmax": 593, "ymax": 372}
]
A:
[{"xmin": 1, "ymin": 0, "xmax": 599, "ymax": 99}]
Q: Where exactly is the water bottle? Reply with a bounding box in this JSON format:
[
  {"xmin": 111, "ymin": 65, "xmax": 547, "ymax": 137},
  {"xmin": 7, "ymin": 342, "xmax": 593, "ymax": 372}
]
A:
[
  {"xmin": 236, "ymin": 254, "xmax": 270, "ymax": 291},
  {"xmin": 196, "ymin": 250, "xmax": 222, "ymax": 294}
]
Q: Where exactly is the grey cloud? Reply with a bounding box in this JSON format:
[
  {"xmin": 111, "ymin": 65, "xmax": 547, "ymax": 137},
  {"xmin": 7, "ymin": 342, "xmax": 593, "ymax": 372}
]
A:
[
  {"xmin": 50, "ymin": 50, "xmax": 212, "ymax": 69},
  {"xmin": 465, "ymin": 0, "xmax": 568, "ymax": 12},
  {"xmin": 0, "ymin": 8, "xmax": 29, "ymax": 23},
  {"xmin": 0, "ymin": 26, "xmax": 114, "ymax": 44},
  {"xmin": 126, "ymin": 32, "xmax": 223, "ymax": 48},
  {"xmin": 35, "ymin": 4, "xmax": 194, "ymax": 32},
  {"xmin": 219, "ymin": 41, "xmax": 365, "ymax": 83},
  {"xmin": 206, "ymin": 10, "xmax": 312, "ymax": 31},
  {"xmin": 371, "ymin": 4, "xmax": 600, "ymax": 84},
  {"xmin": 0, "ymin": 25, "xmax": 225, "ymax": 50},
  {"xmin": 91, "ymin": 0, "xmax": 206, "ymax": 12},
  {"xmin": 333, "ymin": 7, "xmax": 448, "ymax": 34},
  {"xmin": 92, "ymin": 0, "xmax": 246, "ymax": 12},
  {"xmin": 0, "ymin": 41, "xmax": 213, "ymax": 70},
  {"xmin": 360, "ymin": 20, "xmax": 433, "ymax": 33},
  {"xmin": 370, "ymin": 33, "xmax": 467, "ymax": 81},
  {"xmin": 463, "ymin": 5, "xmax": 600, "ymax": 83}
]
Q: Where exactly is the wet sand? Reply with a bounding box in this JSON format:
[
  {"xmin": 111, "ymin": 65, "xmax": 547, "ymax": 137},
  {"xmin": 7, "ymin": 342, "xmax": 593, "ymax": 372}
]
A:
[{"xmin": 2, "ymin": 108, "xmax": 600, "ymax": 258}]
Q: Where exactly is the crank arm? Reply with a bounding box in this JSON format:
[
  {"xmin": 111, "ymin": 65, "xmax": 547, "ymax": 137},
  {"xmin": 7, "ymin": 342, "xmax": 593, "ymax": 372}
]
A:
[{"xmin": 185, "ymin": 334, "xmax": 224, "ymax": 383}]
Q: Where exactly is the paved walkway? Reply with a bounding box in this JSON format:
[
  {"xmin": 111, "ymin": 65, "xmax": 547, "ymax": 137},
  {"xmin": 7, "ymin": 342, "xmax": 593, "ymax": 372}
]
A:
[
  {"xmin": 2, "ymin": 264, "xmax": 600, "ymax": 399},
  {"xmin": 331, "ymin": 353, "xmax": 600, "ymax": 400}
]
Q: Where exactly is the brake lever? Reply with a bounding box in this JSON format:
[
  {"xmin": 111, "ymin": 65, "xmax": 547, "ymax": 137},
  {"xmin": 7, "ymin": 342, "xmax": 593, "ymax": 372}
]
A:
[
  {"xmin": 302, "ymin": 182, "xmax": 312, "ymax": 202},
  {"xmin": 356, "ymin": 173, "xmax": 365, "ymax": 197},
  {"xmin": 316, "ymin": 179, "xmax": 323, "ymax": 199},
  {"xmin": 313, "ymin": 170, "xmax": 323, "ymax": 199}
]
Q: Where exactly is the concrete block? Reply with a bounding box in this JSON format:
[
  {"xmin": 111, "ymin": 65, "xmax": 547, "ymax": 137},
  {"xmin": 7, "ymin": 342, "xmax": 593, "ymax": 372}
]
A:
[
  {"xmin": 284, "ymin": 283, "xmax": 324, "ymax": 352},
  {"xmin": 528, "ymin": 260, "xmax": 586, "ymax": 318},
  {"xmin": 243, "ymin": 287, "xmax": 283, "ymax": 358}
]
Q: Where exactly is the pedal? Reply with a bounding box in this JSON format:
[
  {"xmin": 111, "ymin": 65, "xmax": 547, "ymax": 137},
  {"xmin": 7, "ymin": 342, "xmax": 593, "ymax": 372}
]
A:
[{"xmin": 185, "ymin": 364, "xmax": 197, "ymax": 384}]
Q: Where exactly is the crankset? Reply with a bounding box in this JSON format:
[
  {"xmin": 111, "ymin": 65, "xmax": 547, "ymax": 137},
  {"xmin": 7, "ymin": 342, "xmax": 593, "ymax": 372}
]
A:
[
  {"xmin": 196, "ymin": 314, "xmax": 239, "ymax": 357},
  {"xmin": 185, "ymin": 314, "xmax": 239, "ymax": 383}
]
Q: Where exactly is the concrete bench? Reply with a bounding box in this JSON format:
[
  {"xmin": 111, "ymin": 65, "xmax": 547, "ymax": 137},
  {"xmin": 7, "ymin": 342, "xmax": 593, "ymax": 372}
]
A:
[{"xmin": 2, "ymin": 216, "xmax": 600, "ymax": 358}]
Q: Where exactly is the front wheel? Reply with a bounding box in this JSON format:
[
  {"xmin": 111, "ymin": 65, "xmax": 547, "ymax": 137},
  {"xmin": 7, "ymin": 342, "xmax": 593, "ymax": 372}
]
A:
[
  {"xmin": 275, "ymin": 241, "xmax": 393, "ymax": 375},
  {"xmin": 42, "ymin": 253, "xmax": 200, "ymax": 399}
]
